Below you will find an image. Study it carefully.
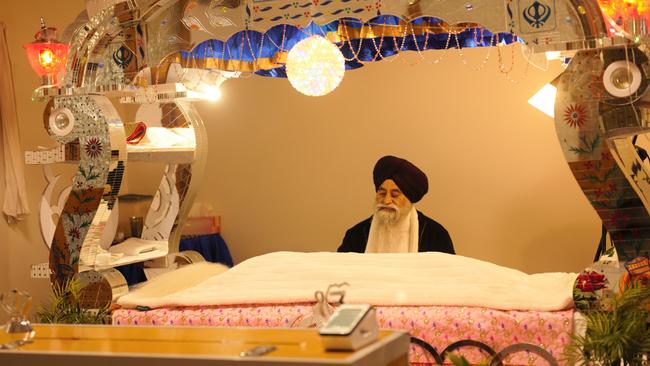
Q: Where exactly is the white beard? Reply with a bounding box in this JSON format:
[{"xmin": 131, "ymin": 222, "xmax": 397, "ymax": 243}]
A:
[
  {"xmin": 365, "ymin": 205, "xmax": 419, "ymax": 253},
  {"xmin": 374, "ymin": 204, "xmax": 401, "ymax": 225}
]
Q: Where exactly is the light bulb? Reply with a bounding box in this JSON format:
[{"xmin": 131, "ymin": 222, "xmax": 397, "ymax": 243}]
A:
[
  {"xmin": 38, "ymin": 48, "xmax": 54, "ymax": 68},
  {"xmin": 202, "ymin": 86, "xmax": 222, "ymax": 102},
  {"xmin": 286, "ymin": 35, "xmax": 345, "ymax": 97}
]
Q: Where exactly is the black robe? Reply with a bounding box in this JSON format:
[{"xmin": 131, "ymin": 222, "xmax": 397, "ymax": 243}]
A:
[{"xmin": 337, "ymin": 211, "xmax": 455, "ymax": 254}]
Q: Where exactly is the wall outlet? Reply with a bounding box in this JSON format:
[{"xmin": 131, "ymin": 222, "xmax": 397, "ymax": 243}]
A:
[{"xmin": 30, "ymin": 263, "xmax": 50, "ymax": 279}]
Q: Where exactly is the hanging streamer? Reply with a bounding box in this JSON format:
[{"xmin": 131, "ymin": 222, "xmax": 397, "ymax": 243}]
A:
[{"xmin": 165, "ymin": 15, "xmax": 519, "ymax": 78}]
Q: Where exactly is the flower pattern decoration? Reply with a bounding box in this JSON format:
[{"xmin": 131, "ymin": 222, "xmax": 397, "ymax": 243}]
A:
[
  {"xmin": 113, "ymin": 304, "xmax": 573, "ymax": 365},
  {"xmin": 84, "ymin": 137, "xmax": 103, "ymax": 158},
  {"xmin": 68, "ymin": 227, "xmax": 81, "ymax": 240},
  {"xmin": 563, "ymin": 103, "xmax": 588, "ymax": 128}
]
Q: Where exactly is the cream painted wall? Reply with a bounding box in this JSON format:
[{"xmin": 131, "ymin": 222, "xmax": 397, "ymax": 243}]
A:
[
  {"xmin": 0, "ymin": 0, "xmax": 86, "ymax": 313},
  {"xmin": 0, "ymin": 127, "xmax": 8, "ymax": 324},
  {"xmin": 194, "ymin": 49, "xmax": 601, "ymax": 274},
  {"xmin": 0, "ymin": 0, "xmax": 600, "ymax": 313}
]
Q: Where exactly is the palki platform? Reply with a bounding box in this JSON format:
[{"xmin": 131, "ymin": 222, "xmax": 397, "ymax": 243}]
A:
[{"xmin": 0, "ymin": 324, "xmax": 409, "ymax": 366}]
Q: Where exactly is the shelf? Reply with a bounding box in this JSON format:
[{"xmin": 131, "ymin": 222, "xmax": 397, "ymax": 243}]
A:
[
  {"xmin": 93, "ymin": 239, "xmax": 169, "ymax": 271},
  {"xmin": 126, "ymin": 145, "xmax": 194, "ymax": 163}
]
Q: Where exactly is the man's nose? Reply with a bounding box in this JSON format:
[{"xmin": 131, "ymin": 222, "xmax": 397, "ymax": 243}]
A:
[{"xmin": 382, "ymin": 195, "xmax": 392, "ymax": 205}]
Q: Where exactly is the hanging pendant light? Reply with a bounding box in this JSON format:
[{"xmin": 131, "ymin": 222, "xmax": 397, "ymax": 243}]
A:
[{"xmin": 286, "ymin": 35, "xmax": 345, "ymax": 97}]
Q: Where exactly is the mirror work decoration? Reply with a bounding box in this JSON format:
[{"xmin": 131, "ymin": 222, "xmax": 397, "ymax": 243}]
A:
[{"xmin": 22, "ymin": 0, "xmax": 650, "ymax": 305}]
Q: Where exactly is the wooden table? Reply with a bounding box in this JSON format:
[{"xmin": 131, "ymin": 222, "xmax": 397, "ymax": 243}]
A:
[{"xmin": 0, "ymin": 324, "xmax": 410, "ymax": 366}]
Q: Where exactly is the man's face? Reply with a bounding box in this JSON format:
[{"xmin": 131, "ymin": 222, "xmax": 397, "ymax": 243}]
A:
[{"xmin": 374, "ymin": 179, "xmax": 412, "ymax": 224}]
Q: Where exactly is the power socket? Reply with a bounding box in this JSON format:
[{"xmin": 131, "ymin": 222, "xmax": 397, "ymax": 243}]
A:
[{"xmin": 30, "ymin": 263, "xmax": 51, "ymax": 279}]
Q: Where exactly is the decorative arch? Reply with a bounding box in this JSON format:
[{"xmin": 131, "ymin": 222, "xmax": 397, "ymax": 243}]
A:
[{"xmin": 26, "ymin": 0, "xmax": 650, "ymax": 302}]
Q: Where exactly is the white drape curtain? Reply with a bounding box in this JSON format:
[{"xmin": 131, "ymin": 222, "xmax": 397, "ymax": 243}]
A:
[{"xmin": 0, "ymin": 22, "xmax": 30, "ymax": 222}]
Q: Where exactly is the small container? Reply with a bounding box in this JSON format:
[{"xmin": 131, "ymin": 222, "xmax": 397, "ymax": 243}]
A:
[{"xmin": 130, "ymin": 216, "xmax": 143, "ymax": 238}]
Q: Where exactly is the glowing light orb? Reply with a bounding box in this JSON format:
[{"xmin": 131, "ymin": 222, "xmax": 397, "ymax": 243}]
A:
[
  {"xmin": 23, "ymin": 42, "xmax": 69, "ymax": 76},
  {"xmin": 286, "ymin": 35, "xmax": 345, "ymax": 97},
  {"xmin": 201, "ymin": 85, "xmax": 222, "ymax": 102},
  {"xmin": 39, "ymin": 48, "xmax": 54, "ymax": 67}
]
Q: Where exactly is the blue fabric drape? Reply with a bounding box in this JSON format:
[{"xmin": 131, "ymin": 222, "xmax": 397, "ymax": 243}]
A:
[
  {"xmin": 182, "ymin": 15, "xmax": 519, "ymax": 78},
  {"xmin": 179, "ymin": 233, "xmax": 234, "ymax": 267},
  {"xmin": 115, "ymin": 261, "xmax": 147, "ymax": 286}
]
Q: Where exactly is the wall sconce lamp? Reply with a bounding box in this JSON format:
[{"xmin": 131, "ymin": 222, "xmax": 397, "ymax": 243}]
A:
[{"xmin": 23, "ymin": 18, "xmax": 69, "ymax": 86}]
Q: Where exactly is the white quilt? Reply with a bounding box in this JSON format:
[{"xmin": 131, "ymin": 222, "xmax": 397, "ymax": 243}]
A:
[{"xmin": 117, "ymin": 251, "xmax": 577, "ymax": 311}]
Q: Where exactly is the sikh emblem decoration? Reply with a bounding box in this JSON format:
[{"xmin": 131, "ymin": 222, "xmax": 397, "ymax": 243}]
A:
[{"xmin": 518, "ymin": 0, "xmax": 556, "ymax": 33}]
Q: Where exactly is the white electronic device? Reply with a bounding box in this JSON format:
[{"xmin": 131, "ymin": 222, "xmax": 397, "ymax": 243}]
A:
[{"xmin": 318, "ymin": 304, "xmax": 379, "ymax": 351}]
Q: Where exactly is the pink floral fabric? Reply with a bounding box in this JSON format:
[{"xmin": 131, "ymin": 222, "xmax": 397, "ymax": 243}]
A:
[{"xmin": 113, "ymin": 304, "xmax": 573, "ymax": 365}]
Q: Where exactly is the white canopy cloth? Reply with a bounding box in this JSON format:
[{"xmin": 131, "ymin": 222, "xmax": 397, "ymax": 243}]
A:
[{"xmin": 118, "ymin": 252, "xmax": 577, "ymax": 312}]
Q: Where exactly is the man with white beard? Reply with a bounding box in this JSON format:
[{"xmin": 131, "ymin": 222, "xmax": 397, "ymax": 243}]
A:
[{"xmin": 337, "ymin": 155, "xmax": 454, "ymax": 254}]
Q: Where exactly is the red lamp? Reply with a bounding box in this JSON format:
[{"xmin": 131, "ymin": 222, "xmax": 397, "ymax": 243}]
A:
[{"xmin": 23, "ymin": 18, "xmax": 69, "ymax": 86}]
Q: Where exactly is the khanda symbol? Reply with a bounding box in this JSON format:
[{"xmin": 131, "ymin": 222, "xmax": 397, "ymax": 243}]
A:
[
  {"xmin": 113, "ymin": 45, "xmax": 133, "ymax": 68},
  {"xmin": 523, "ymin": 0, "xmax": 551, "ymax": 28}
]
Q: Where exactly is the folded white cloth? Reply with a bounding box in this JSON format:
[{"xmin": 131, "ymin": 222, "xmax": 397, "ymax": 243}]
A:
[
  {"xmin": 118, "ymin": 251, "xmax": 577, "ymax": 311},
  {"xmin": 129, "ymin": 261, "xmax": 229, "ymax": 300},
  {"xmin": 109, "ymin": 238, "xmax": 166, "ymax": 256}
]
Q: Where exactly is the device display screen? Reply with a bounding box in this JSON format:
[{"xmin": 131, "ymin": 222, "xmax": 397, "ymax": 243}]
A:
[
  {"xmin": 328, "ymin": 308, "xmax": 363, "ymax": 328},
  {"xmin": 320, "ymin": 307, "xmax": 370, "ymax": 335}
]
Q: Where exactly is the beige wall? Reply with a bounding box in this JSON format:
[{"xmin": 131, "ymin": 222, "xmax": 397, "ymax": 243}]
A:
[
  {"xmin": 195, "ymin": 49, "xmax": 600, "ymax": 273},
  {"xmin": 0, "ymin": 0, "xmax": 86, "ymax": 313},
  {"xmin": 0, "ymin": 127, "xmax": 8, "ymax": 324},
  {"xmin": 0, "ymin": 0, "xmax": 600, "ymax": 312}
]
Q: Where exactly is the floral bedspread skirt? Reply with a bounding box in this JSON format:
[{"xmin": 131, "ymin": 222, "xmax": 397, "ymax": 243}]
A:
[{"xmin": 113, "ymin": 304, "xmax": 574, "ymax": 365}]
